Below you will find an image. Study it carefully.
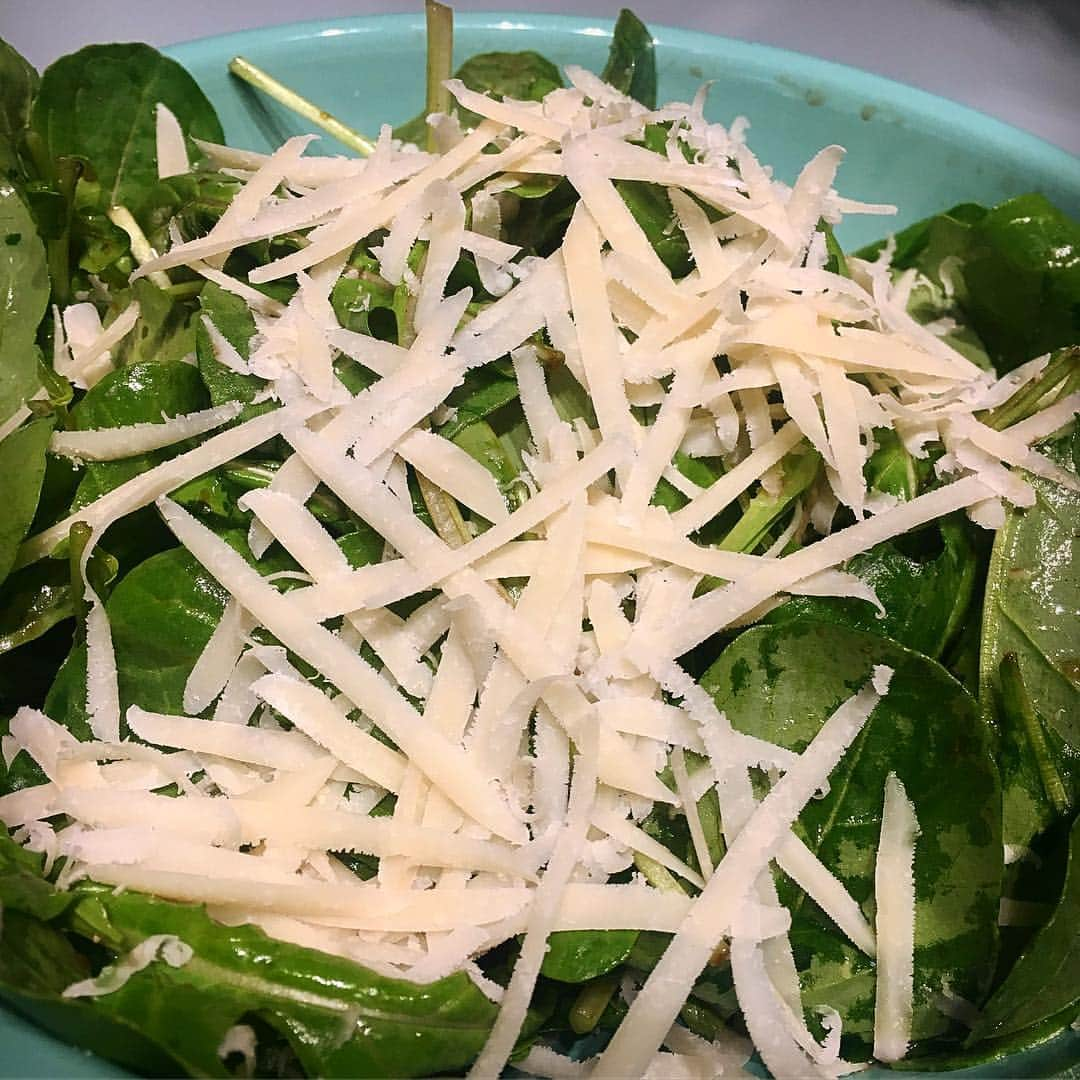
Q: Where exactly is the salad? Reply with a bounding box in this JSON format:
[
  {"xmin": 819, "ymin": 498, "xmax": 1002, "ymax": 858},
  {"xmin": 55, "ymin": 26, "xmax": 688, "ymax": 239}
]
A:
[{"xmin": 0, "ymin": 5, "xmax": 1078, "ymax": 1077}]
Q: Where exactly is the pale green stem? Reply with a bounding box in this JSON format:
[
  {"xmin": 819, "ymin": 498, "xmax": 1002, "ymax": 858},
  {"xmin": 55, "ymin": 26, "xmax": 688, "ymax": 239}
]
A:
[{"xmin": 228, "ymin": 56, "xmax": 377, "ymax": 156}]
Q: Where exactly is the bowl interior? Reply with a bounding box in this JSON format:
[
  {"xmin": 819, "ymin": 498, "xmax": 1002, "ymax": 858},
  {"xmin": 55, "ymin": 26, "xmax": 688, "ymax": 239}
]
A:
[{"xmin": 3, "ymin": 11, "xmax": 1079, "ymax": 1078}]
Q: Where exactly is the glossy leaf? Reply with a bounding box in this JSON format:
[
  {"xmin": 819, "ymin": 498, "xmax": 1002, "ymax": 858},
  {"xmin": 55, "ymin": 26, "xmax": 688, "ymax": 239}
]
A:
[
  {"xmin": 395, "ymin": 50, "xmax": 563, "ymax": 144},
  {"xmin": 764, "ymin": 516, "xmax": 980, "ymax": 660},
  {"xmin": 0, "ymin": 38, "xmax": 38, "ymax": 179},
  {"xmin": 63, "ymin": 885, "xmax": 499, "ymax": 1078},
  {"xmin": 702, "ymin": 621, "xmax": 1002, "ymax": 1046},
  {"xmin": 980, "ymin": 432, "xmax": 1079, "ymax": 856},
  {"xmin": 540, "ymin": 931, "xmax": 639, "ymax": 983},
  {"xmin": 195, "ymin": 279, "xmax": 274, "ymax": 419},
  {"xmin": 0, "ymin": 417, "xmax": 54, "ymax": 585},
  {"xmin": 601, "ymin": 9, "xmax": 657, "ymax": 109},
  {"xmin": 0, "ymin": 181, "xmax": 49, "ymax": 422},
  {"xmin": 31, "ymin": 44, "xmax": 223, "ymax": 227},
  {"xmin": 968, "ymin": 816, "xmax": 1080, "ymax": 1048}
]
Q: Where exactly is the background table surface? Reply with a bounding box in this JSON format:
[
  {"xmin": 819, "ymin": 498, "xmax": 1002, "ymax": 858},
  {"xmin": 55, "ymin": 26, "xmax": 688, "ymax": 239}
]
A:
[{"xmin": 1, "ymin": 0, "xmax": 1078, "ymax": 155}]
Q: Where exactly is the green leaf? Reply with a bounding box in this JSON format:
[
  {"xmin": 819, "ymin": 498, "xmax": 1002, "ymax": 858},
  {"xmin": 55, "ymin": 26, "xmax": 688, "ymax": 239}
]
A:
[
  {"xmin": 112, "ymin": 277, "xmax": 199, "ymax": 368},
  {"xmin": 0, "ymin": 38, "xmax": 38, "ymax": 179},
  {"xmin": 601, "ymin": 9, "xmax": 657, "ymax": 109},
  {"xmin": 0, "ymin": 829, "xmax": 75, "ymax": 920},
  {"xmin": 0, "ymin": 416, "xmax": 54, "ymax": 585},
  {"xmin": 62, "ymin": 885, "xmax": 499, "ymax": 1078},
  {"xmin": 968, "ymin": 816, "xmax": 1080, "ymax": 1048},
  {"xmin": 67, "ymin": 360, "xmax": 211, "ymax": 565},
  {"xmin": 716, "ymin": 447, "xmax": 820, "ymax": 553},
  {"xmin": 31, "ymin": 44, "xmax": 223, "ymax": 228},
  {"xmin": 395, "ymin": 51, "xmax": 563, "ymax": 144},
  {"xmin": 863, "ymin": 195, "xmax": 1080, "ymax": 372},
  {"xmin": 0, "ymin": 547, "xmax": 114, "ymax": 659},
  {"xmin": 196, "ymin": 279, "xmax": 274, "ymax": 419},
  {"xmin": 980, "ymin": 431, "xmax": 1079, "ymax": 856},
  {"xmin": 763, "ymin": 516, "xmax": 980, "ymax": 660},
  {"xmin": 0, "ymin": 181, "xmax": 49, "ymax": 422},
  {"xmin": 437, "ymin": 362, "xmax": 520, "ymax": 440},
  {"xmin": 102, "ymin": 544, "xmax": 228, "ymax": 718},
  {"xmin": 615, "ymin": 180, "xmax": 692, "ymax": 277},
  {"xmin": 540, "ymin": 931, "xmax": 639, "ymax": 983},
  {"xmin": 702, "ymin": 621, "xmax": 1002, "ymax": 1045},
  {"xmin": 962, "ymin": 194, "xmax": 1080, "ymax": 372}
]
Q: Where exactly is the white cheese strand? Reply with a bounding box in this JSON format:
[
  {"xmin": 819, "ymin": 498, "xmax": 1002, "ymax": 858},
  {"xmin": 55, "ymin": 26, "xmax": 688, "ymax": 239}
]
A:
[
  {"xmin": 157, "ymin": 498, "xmax": 524, "ymax": 843},
  {"xmin": 470, "ymin": 728, "xmax": 598, "ymax": 1078},
  {"xmin": 873, "ymin": 772, "xmax": 920, "ymax": 1063},
  {"xmin": 50, "ymin": 402, "xmax": 243, "ymax": 462},
  {"xmin": 63, "ymin": 935, "xmax": 192, "ymax": 999},
  {"xmin": 593, "ymin": 671, "xmax": 889, "ymax": 1078}
]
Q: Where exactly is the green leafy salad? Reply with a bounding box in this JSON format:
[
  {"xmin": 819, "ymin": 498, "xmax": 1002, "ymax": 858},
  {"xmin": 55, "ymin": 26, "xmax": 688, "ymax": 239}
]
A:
[{"xmin": 0, "ymin": 5, "xmax": 1078, "ymax": 1077}]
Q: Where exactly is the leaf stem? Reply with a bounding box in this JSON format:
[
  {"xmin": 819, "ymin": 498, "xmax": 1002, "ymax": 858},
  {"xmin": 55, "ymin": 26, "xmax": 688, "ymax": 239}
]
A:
[
  {"xmin": 228, "ymin": 56, "xmax": 377, "ymax": 157},
  {"xmin": 569, "ymin": 975, "xmax": 619, "ymax": 1035},
  {"xmin": 979, "ymin": 346, "xmax": 1078, "ymax": 432},
  {"xmin": 998, "ymin": 653, "xmax": 1070, "ymax": 816},
  {"xmin": 106, "ymin": 205, "xmax": 172, "ymax": 290},
  {"xmin": 425, "ymin": 0, "xmax": 455, "ymax": 152}
]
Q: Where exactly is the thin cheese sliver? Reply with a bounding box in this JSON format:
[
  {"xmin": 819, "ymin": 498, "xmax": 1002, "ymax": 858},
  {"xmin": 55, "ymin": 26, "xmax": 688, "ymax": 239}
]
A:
[
  {"xmin": 593, "ymin": 669, "xmax": 890, "ymax": 1078},
  {"xmin": 873, "ymin": 773, "xmax": 920, "ymax": 1063},
  {"xmin": 157, "ymin": 499, "xmax": 525, "ymax": 843}
]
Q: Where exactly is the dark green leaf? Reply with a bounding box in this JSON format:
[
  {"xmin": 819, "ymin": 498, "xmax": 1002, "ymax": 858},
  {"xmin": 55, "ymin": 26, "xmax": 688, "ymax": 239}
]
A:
[
  {"xmin": 0, "ymin": 829, "xmax": 75, "ymax": 920},
  {"xmin": 0, "ymin": 547, "xmax": 114, "ymax": 658},
  {"xmin": 601, "ymin": 9, "xmax": 657, "ymax": 109},
  {"xmin": 196, "ymin": 279, "xmax": 274, "ymax": 419},
  {"xmin": 615, "ymin": 180, "xmax": 691, "ymax": 277},
  {"xmin": 68, "ymin": 361, "xmax": 210, "ymax": 543},
  {"xmin": 0, "ymin": 181, "xmax": 49, "ymax": 421},
  {"xmin": 540, "ymin": 931, "xmax": 639, "ymax": 983},
  {"xmin": 0, "ymin": 416, "xmax": 53, "ymax": 584},
  {"xmin": 31, "ymin": 44, "xmax": 223, "ymax": 228},
  {"xmin": 112, "ymin": 277, "xmax": 198, "ymax": 368},
  {"xmin": 980, "ymin": 432, "xmax": 1079, "ymax": 856},
  {"xmin": 702, "ymin": 621, "xmax": 1002, "ymax": 1045},
  {"xmin": 0, "ymin": 38, "xmax": 38, "ymax": 180},
  {"xmin": 395, "ymin": 51, "xmax": 563, "ymax": 144},
  {"xmin": 968, "ymin": 816, "xmax": 1080, "ymax": 1047},
  {"xmin": 438, "ymin": 363, "xmax": 520, "ymax": 440},
  {"xmin": 763, "ymin": 516, "xmax": 980, "ymax": 660},
  {"xmin": 962, "ymin": 194, "xmax": 1080, "ymax": 371},
  {"xmin": 62, "ymin": 885, "xmax": 499, "ymax": 1078},
  {"xmin": 864, "ymin": 195, "xmax": 1080, "ymax": 372}
]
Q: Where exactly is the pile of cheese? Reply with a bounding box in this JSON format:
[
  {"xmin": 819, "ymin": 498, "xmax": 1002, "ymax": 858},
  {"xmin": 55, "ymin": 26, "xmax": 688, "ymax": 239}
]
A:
[{"xmin": 2, "ymin": 65, "xmax": 1076, "ymax": 1080}]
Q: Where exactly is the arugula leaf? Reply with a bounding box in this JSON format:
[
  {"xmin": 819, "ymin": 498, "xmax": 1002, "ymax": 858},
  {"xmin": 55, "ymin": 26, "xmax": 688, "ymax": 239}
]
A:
[
  {"xmin": 601, "ymin": 9, "xmax": 657, "ymax": 109},
  {"xmin": 58, "ymin": 884, "xmax": 500, "ymax": 1078},
  {"xmin": 764, "ymin": 516, "xmax": 980, "ymax": 660},
  {"xmin": 980, "ymin": 431, "xmax": 1079, "ymax": 857},
  {"xmin": 702, "ymin": 621, "xmax": 1002, "ymax": 1046},
  {"xmin": 967, "ymin": 816, "xmax": 1080, "ymax": 1049},
  {"xmin": 0, "ymin": 181, "xmax": 49, "ymax": 423},
  {"xmin": 31, "ymin": 44, "xmax": 223, "ymax": 229},
  {"xmin": 0, "ymin": 417, "xmax": 54, "ymax": 585},
  {"xmin": 395, "ymin": 51, "xmax": 563, "ymax": 145}
]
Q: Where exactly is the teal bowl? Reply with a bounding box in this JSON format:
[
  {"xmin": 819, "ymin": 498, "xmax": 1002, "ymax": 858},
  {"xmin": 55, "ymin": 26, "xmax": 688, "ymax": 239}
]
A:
[{"xmin": 3, "ymin": 11, "xmax": 1079, "ymax": 1078}]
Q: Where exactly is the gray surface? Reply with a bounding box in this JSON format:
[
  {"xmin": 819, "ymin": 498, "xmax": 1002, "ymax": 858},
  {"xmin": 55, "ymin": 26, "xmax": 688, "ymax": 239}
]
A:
[{"xmin": 1, "ymin": 0, "xmax": 1078, "ymax": 154}]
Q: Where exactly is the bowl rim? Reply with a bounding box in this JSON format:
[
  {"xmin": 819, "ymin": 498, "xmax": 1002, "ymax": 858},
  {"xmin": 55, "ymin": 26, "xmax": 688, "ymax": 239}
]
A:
[
  {"xmin": 3, "ymin": 10, "xmax": 1079, "ymax": 1079},
  {"xmin": 161, "ymin": 8, "xmax": 1080, "ymax": 172}
]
